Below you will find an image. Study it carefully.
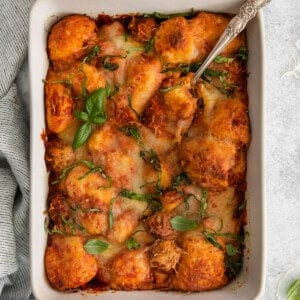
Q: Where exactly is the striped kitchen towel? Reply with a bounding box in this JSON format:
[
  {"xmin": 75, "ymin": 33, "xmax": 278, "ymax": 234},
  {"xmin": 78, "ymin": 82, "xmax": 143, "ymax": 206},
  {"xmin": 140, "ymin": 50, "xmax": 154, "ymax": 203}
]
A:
[{"xmin": 0, "ymin": 0, "xmax": 35, "ymax": 299}]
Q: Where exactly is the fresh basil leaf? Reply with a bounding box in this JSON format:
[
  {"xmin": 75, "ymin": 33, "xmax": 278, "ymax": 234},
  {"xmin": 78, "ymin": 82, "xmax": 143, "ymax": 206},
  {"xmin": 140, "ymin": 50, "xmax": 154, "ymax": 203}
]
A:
[
  {"xmin": 202, "ymin": 230, "xmax": 223, "ymax": 249},
  {"xmin": 226, "ymin": 244, "xmax": 239, "ymax": 256},
  {"xmin": 287, "ymin": 279, "xmax": 300, "ymax": 300},
  {"xmin": 74, "ymin": 110, "xmax": 89, "ymax": 122},
  {"xmin": 214, "ymin": 55, "xmax": 235, "ymax": 64},
  {"xmin": 84, "ymin": 239, "xmax": 109, "ymax": 254},
  {"xmin": 170, "ymin": 216, "xmax": 197, "ymax": 231},
  {"xmin": 126, "ymin": 237, "xmax": 140, "ymax": 250},
  {"xmin": 72, "ymin": 122, "xmax": 92, "ymax": 149},
  {"xmin": 85, "ymin": 88, "xmax": 106, "ymax": 114},
  {"xmin": 144, "ymin": 9, "xmax": 195, "ymax": 19},
  {"xmin": 89, "ymin": 114, "xmax": 107, "ymax": 125}
]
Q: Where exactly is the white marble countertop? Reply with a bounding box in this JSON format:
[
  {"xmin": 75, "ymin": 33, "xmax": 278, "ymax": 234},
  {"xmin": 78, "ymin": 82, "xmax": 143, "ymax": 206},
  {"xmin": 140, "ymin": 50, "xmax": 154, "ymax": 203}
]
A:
[{"xmin": 16, "ymin": 0, "xmax": 300, "ymax": 298}]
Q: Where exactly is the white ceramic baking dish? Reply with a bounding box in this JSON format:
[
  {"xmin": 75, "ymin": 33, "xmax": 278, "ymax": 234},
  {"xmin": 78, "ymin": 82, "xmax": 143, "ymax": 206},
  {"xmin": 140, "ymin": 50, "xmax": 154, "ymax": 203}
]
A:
[{"xmin": 29, "ymin": 0, "xmax": 266, "ymax": 299}]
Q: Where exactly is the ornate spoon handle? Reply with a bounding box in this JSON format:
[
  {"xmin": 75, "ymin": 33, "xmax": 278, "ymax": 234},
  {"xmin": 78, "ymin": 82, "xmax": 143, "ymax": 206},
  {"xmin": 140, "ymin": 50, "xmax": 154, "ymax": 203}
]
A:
[{"xmin": 192, "ymin": 0, "xmax": 271, "ymax": 84}]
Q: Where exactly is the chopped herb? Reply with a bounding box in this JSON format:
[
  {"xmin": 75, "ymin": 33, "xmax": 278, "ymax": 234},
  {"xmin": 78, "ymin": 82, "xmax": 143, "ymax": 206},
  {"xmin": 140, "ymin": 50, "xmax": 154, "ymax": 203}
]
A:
[
  {"xmin": 226, "ymin": 244, "xmax": 239, "ymax": 256},
  {"xmin": 214, "ymin": 55, "xmax": 235, "ymax": 64},
  {"xmin": 238, "ymin": 199, "xmax": 247, "ymax": 210},
  {"xmin": 199, "ymin": 188, "xmax": 208, "ymax": 220},
  {"xmin": 287, "ymin": 279, "xmax": 300, "ymax": 300},
  {"xmin": 73, "ymin": 86, "xmax": 109, "ymax": 149},
  {"xmin": 124, "ymin": 30, "xmax": 129, "ymax": 42},
  {"xmin": 225, "ymin": 255, "xmax": 243, "ymax": 277},
  {"xmin": 119, "ymin": 189, "xmax": 162, "ymax": 211},
  {"xmin": 202, "ymin": 230, "xmax": 223, "ymax": 249},
  {"xmin": 119, "ymin": 189, "xmax": 157, "ymax": 201},
  {"xmin": 82, "ymin": 208, "xmax": 102, "ymax": 213},
  {"xmin": 140, "ymin": 149, "xmax": 162, "ymax": 191},
  {"xmin": 236, "ymin": 47, "xmax": 248, "ymax": 62},
  {"xmin": 170, "ymin": 216, "xmax": 197, "ymax": 231},
  {"xmin": 128, "ymin": 95, "xmax": 140, "ymax": 118},
  {"xmin": 126, "ymin": 237, "xmax": 140, "ymax": 250},
  {"xmin": 144, "ymin": 9, "xmax": 195, "ymax": 19},
  {"xmin": 82, "ymin": 45, "xmax": 101, "ymax": 64},
  {"xmin": 108, "ymin": 84, "xmax": 120, "ymax": 98},
  {"xmin": 108, "ymin": 198, "xmax": 116, "ymax": 230},
  {"xmin": 102, "ymin": 55, "xmax": 126, "ymax": 71},
  {"xmin": 144, "ymin": 38, "xmax": 154, "ymax": 53},
  {"xmin": 119, "ymin": 125, "xmax": 143, "ymax": 146},
  {"xmin": 126, "ymin": 46, "xmax": 145, "ymax": 54},
  {"xmin": 203, "ymin": 69, "xmax": 228, "ymax": 78},
  {"xmin": 171, "ymin": 172, "xmax": 191, "ymax": 189},
  {"xmin": 51, "ymin": 160, "xmax": 109, "ymax": 185},
  {"xmin": 43, "ymin": 78, "xmax": 73, "ymax": 88},
  {"xmin": 84, "ymin": 239, "xmax": 109, "ymax": 254},
  {"xmin": 159, "ymin": 82, "xmax": 183, "ymax": 93},
  {"xmin": 140, "ymin": 149, "xmax": 161, "ymax": 171}
]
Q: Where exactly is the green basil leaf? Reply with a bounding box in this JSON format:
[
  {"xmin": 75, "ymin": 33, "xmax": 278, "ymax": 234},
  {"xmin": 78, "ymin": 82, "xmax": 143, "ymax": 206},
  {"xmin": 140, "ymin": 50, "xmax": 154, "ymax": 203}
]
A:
[
  {"xmin": 89, "ymin": 114, "xmax": 107, "ymax": 125},
  {"xmin": 214, "ymin": 55, "xmax": 235, "ymax": 64},
  {"xmin": 85, "ymin": 88, "xmax": 106, "ymax": 114},
  {"xmin": 170, "ymin": 216, "xmax": 197, "ymax": 231},
  {"xmin": 126, "ymin": 237, "xmax": 140, "ymax": 250},
  {"xmin": 84, "ymin": 239, "xmax": 109, "ymax": 254},
  {"xmin": 72, "ymin": 122, "xmax": 92, "ymax": 149},
  {"xmin": 200, "ymin": 188, "xmax": 208, "ymax": 220},
  {"xmin": 287, "ymin": 279, "xmax": 300, "ymax": 300},
  {"xmin": 74, "ymin": 110, "xmax": 89, "ymax": 122},
  {"xmin": 140, "ymin": 149, "xmax": 161, "ymax": 171},
  {"xmin": 226, "ymin": 244, "xmax": 239, "ymax": 256}
]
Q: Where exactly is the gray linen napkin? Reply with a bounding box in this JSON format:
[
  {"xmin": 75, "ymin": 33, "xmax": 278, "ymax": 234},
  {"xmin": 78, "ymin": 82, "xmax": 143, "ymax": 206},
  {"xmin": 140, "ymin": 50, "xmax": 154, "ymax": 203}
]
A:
[{"xmin": 0, "ymin": 0, "xmax": 35, "ymax": 299}]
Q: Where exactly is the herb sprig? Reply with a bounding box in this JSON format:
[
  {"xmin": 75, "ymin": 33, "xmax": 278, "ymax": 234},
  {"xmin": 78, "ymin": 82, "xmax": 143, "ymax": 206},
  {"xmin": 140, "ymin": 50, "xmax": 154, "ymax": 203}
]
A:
[
  {"xmin": 73, "ymin": 84, "xmax": 110, "ymax": 149},
  {"xmin": 144, "ymin": 9, "xmax": 195, "ymax": 19},
  {"xmin": 84, "ymin": 239, "xmax": 109, "ymax": 254}
]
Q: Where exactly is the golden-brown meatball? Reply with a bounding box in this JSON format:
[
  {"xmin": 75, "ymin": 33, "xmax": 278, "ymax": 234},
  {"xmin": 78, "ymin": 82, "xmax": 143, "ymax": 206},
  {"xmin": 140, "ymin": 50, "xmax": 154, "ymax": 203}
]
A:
[
  {"xmin": 110, "ymin": 248, "xmax": 153, "ymax": 290},
  {"xmin": 45, "ymin": 69, "xmax": 75, "ymax": 133},
  {"xmin": 45, "ymin": 138, "xmax": 75, "ymax": 175},
  {"xmin": 173, "ymin": 234, "xmax": 227, "ymax": 291},
  {"xmin": 144, "ymin": 211, "xmax": 177, "ymax": 239},
  {"xmin": 45, "ymin": 235, "xmax": 98, "ymax": 290},
  {"xmin": 149, "ymin": 240, "xmax": 182, "ymax": 272},
  {"xmin": 179, "ymin": 135, "xmax": 242, "ymax": 189},
  {"xmin": 189, "ymin": 12, "xmax": 246, "ymax": 61},
  {"xmin": 155, "ymin": 17, "xmax": 196, "ymax": 64},
  {"xmin": 48, "ymin": 15, "xmax": 97, "ymax": 66}
]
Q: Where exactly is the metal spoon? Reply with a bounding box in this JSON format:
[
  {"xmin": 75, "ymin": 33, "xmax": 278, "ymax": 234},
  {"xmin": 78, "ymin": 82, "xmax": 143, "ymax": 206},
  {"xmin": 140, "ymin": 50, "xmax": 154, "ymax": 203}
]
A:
[{"xmin": 192, "ymin": 0, "xmax": 271, "ymax": 85}]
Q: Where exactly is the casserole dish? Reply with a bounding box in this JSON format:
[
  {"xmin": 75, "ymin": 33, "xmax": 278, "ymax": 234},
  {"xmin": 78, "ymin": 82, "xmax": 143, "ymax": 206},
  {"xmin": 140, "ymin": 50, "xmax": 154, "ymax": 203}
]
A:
[{"xmin": 29, "ymin": 0, "xmax": 265, "ymax": 299}]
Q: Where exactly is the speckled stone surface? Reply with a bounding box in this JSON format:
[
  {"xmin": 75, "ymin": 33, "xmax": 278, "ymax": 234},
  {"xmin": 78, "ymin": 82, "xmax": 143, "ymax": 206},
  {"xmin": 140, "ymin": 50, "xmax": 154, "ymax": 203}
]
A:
[{"xmin": 16, "ymin": 0, "xmax": 300, "ymax": 299}]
